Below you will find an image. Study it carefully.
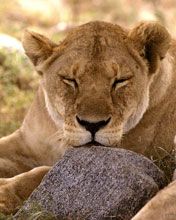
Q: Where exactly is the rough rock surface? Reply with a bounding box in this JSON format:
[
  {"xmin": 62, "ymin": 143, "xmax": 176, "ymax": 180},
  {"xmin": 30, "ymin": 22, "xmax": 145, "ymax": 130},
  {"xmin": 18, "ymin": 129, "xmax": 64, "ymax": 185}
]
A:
[{"xmin": 15, "ymin": 146, "xmax": 166, "ymax": 220}]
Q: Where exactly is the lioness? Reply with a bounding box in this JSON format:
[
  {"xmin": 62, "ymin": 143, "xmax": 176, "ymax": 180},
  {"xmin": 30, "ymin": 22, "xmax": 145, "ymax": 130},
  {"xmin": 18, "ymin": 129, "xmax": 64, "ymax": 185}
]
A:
[{"xmin": 0, "ymin": 21, "xmax": 176, "ymax": 218}]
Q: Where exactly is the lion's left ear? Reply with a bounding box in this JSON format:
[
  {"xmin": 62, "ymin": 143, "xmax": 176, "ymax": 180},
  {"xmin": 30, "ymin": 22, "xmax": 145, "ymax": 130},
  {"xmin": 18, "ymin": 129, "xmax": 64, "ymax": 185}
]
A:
[
  {"xmin": 128, "ymin": 22, "xmax": 171, "ymax": 74},
  {"xmin": 22, "ymin": 30, "xmax": 57, "ymax": 67}
]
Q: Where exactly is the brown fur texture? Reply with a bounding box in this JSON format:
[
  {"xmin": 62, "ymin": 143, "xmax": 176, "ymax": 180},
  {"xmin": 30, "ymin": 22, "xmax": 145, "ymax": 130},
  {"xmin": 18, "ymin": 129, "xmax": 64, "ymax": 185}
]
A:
[{"xmin": 0, "ymin": 21, "xmax": 175, "ymax": 217}]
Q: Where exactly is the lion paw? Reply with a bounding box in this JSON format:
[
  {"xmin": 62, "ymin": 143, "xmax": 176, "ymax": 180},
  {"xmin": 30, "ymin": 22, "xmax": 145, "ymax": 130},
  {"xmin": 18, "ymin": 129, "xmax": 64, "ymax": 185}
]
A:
[{"xmin": 0, "ymin": 179, "xmax": 23, "ymax": 215}]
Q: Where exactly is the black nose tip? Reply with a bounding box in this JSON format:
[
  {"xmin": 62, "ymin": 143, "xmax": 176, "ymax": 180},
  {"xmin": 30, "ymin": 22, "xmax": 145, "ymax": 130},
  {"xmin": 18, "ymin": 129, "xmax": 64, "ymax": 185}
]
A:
[{"xmin": 76, "ymin": 116, "xmax": 111, "ymax": 136}]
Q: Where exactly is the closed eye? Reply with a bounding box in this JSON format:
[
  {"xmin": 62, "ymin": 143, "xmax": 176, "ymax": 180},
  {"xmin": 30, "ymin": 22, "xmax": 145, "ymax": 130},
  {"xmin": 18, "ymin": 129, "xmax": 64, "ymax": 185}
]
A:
[
  {"xmin": 112, "ymin": 76, "xmax": 133, "ymax": 90},
  {"xmin": 62, "ymin": 77, "xmax": 78, "ymax": 88}
]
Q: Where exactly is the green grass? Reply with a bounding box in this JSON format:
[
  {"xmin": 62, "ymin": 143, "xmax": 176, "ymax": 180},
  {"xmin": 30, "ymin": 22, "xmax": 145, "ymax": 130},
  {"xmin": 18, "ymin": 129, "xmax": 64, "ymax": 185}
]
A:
[
  {"xmin": 0, "ymin": 47, "xmax": 39, "ymax": 138},
  {"xmin": 0, "ymin": 202, "xmax": 84, "ymax": 219}
]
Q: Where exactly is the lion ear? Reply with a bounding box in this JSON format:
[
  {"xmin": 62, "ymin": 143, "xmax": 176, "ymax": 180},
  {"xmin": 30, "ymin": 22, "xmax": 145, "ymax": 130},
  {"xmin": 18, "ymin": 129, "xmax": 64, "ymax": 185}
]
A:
[
  {"xmin": 128, "ymin": 22, "xmax": 171, "ymax": 74},
  {"xmin": 22, "ymin": 30, "xmax": 57, "ymax": 67}
]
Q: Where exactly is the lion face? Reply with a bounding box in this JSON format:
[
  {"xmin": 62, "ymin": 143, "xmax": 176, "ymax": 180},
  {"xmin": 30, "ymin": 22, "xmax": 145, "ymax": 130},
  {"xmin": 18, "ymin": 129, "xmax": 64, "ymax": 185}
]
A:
[
  {"xmin": 42, "ymin": 54, "xmax": 150, "ymax": 148},
  {"xmin": 23, "ymin": 21, "xmax": 170, "ymax": 147}
]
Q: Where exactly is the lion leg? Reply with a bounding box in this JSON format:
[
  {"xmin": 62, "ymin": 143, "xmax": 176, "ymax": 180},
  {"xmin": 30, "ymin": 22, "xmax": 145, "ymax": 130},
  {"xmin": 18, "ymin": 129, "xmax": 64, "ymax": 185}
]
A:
[
  {"xmin": 0, "ymin": 130, "xmax": 51, "ymax": 214},
  {"xmin": 0, "ymin": 166, "xmax": 50, "ymax": 214},
  {"xmin": 132, "ymin": 180, "xmax": 176, "ymax": 220},
  {"xmin": 0, "ymin": 130, "xmax": 38, "ymax": 178}
]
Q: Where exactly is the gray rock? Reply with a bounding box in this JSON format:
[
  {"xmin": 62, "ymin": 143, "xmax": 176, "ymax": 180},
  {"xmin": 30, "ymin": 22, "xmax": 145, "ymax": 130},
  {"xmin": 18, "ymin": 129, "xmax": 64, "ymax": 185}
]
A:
[{"xmin": 15, "ymin": 146, "xmax": 166, "ymax": 220}]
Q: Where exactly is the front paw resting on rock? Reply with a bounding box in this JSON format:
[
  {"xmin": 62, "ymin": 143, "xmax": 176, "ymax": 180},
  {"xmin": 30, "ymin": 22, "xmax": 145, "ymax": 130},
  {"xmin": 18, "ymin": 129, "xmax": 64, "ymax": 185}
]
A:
[{"xmin": 0, "ymin": 166, "xmax": 50, "ymax": 215}]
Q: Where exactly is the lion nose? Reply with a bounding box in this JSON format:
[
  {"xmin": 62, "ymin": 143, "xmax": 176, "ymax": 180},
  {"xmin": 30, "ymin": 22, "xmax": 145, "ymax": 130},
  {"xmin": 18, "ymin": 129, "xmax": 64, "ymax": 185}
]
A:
[{"xmin": 76, "ymin": 116, "xmax": 111, "ymax": 136}]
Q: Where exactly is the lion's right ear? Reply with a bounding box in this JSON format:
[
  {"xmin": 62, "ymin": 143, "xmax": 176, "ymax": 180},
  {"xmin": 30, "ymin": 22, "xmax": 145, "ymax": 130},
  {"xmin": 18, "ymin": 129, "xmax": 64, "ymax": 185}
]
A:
[{"xmin": 22, "ymin": 30, "xmax": 57, "ymax": 67}]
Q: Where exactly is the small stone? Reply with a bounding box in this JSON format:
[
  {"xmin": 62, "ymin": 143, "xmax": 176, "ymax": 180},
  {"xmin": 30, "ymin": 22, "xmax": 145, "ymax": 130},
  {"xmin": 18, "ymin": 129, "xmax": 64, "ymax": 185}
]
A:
[{"xmin": 15, "ymin": 146, "xmax": 166, "ymax": 220}]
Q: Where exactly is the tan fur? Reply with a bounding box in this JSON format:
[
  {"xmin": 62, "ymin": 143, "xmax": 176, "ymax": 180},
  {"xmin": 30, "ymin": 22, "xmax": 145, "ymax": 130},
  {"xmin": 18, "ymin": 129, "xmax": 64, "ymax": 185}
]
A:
[{"xmin": 0, "ymin": 21, "xmax": 175, "ymax": 216}]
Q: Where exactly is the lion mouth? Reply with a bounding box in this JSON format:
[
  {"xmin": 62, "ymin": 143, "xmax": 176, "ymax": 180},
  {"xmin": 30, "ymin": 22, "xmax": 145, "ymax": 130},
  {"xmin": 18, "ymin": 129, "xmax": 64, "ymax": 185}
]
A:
[
  {"xmin": 85, "ymin": 140, "xmax": 105, "ymax": 147},
  {"xmin": 74, "ymin": 140, "xmax": 105, "ymax": 148}
]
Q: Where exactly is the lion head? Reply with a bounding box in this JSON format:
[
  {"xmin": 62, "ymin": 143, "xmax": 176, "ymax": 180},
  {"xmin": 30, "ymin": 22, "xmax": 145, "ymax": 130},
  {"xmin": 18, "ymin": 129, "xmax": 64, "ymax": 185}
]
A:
[{"xmin": 22, "ymin": 21, "xmax": 170, "ymax": 148}]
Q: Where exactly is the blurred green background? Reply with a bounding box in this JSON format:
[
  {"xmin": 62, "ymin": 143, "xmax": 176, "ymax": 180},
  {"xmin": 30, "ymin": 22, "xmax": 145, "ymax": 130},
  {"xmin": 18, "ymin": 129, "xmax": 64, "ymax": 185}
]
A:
[{"xmin": 1, "ymin": 0, "xmax": 176, "ymax": 137}]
